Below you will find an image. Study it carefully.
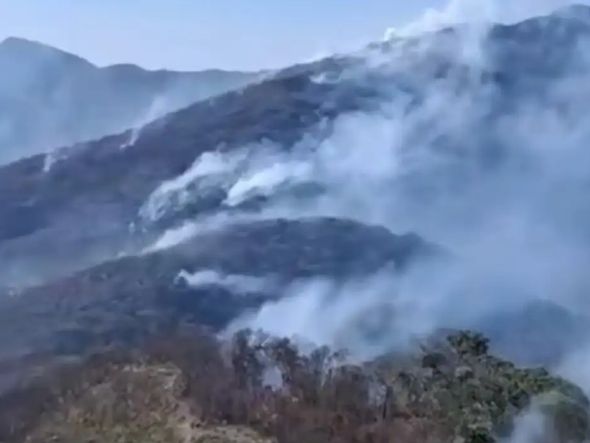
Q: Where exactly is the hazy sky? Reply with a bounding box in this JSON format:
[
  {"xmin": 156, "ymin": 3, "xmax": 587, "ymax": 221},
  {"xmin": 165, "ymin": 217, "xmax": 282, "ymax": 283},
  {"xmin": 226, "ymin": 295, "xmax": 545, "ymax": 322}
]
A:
[{"xmin": 0, "ymin": 0, "xmax": 583, "ymax": 72}]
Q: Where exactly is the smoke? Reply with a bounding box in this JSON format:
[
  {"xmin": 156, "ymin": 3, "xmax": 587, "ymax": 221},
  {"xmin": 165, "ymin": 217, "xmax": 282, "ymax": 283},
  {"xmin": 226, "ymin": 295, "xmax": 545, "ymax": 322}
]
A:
[
  {"xmin": 131, "ymin": 4, "xmax": 590, "ymax": 412},
  {"xmin": 139, "ymin": 140, "xmax": 312, "ymax": 224},
  {"xmin": 120, "ymin": 95, "xmax": 171, "ymax": 149},
  {"xmin": 227, "ymin": 269, "xmax": 444, "ymax": 361},
  {"xmin": 558, "ymin": 345, "xmax": 590, "ymax": 396},
  {"xmin": 143, "ymin": 211, "xmax": 245, "ymax": 252},
  {"xmin": 176, "ymin": 269, "xmax": 274, "ymax": 294},
  {"xmin": 42, "ymin": 146, "xmax": 70, "ymax": 172},
  {"xmin": 224, "ymin": 159, "xmax": 312, "ymax": 207},
  {"xmin": 140, "ymin": 149, "xmax": 248, "ymax": 222},
  {"xmin": 502, "ymin": 406, "xmax": 548, "ymax": 443},
  {"xmin": 208, "ymin": 3, "xmax": 590, "ymax": 387},
  {"xmin": 387, "ymin": 0, "xmax": 589, "ymax": 38},
  {"xmin": 4, "ymin": 6, "xmax": 590, "ymax": 440}
]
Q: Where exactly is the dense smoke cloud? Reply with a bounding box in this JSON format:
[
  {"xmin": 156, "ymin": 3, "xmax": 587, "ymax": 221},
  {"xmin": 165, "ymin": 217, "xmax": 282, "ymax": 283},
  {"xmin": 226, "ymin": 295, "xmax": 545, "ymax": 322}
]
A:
[
  {"xmin": 143, "ymin": 3, "xmax": 590, "ymax": 400},
  {"xmin": 2, "ymin": 2, "xmax": 590, "ymax": 440},
  {"xmin": 502, "ymin": 406, "xmax": 548, "ymax": 443},
  {"xmin": 62, "ymin": 5, "xmax": 588, "ymax": 434},
  {"xmin": 387, "ymin": 0, "xmax": 590, "ymax": 37},
  {"xmin": 150, "ymin": 8, "xmax": 590, "ymax": 370}
]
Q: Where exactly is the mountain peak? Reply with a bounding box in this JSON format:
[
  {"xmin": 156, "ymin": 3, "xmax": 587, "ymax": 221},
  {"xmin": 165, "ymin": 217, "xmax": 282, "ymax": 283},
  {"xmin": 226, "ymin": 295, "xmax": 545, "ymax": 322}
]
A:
[
  {"xmin": 2, "ymin": 36, "xmax": 56, "ymax": 52},
  {"xmin": 0, "ymin": 36, "xmax": 94, "ymax": 68},
  {"xmin": 1, "ymin": 36, "xmax": 35, "ymax": 46}
]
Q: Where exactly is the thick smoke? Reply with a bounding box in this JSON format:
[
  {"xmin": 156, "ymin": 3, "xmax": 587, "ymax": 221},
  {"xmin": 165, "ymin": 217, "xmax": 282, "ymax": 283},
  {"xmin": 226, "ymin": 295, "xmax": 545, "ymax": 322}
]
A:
[
  {"xmin": 226, "ymin": 269, "xmax": 446, "ymax": 361},
  {"xmin": 137, "ymin": 6, "xmax": 590, "ymax": 433},
  {"xmin": 502, "ymin": 406, "xmax": 548, "ymax": 443},
  {"xmin": 387, "ymin": 0, "xmax": 590, "ymax": 37},
  {"xmin": 1, "ymin": 2, "xmax": 587, "ymax": 438}
]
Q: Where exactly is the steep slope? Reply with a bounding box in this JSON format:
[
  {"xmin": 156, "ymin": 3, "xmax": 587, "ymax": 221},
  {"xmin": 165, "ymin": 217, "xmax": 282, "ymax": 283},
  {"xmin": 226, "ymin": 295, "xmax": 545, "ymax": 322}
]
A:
[
  {"xmin": 1, "ymin": 5, "xmax": 590, "ymax": 417},
  {"xmin": 2, "ymin": 6, "xmax": 590, "ymax": 288},
  {"xmin": 0, "ymin": 217, "xmax": 433, "ymax": 393},
  {"xmin": 0, "ymin": 73, "xmax": 380, "ymax": 289},
  {"xmin": 0, "ymin": 37, "xmax": 257, "ymax": 163}
]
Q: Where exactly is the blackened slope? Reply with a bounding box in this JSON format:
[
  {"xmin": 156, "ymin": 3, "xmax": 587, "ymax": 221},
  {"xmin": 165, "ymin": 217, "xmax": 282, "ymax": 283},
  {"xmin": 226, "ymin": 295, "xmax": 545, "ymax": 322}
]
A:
[
  {"xmin": 0, "ymin": 218, "xmax": 432, "ymax": 387},
  {"xmin": 2, "ymin": 8, "xmax": 590, "ymax": 288},
  {"xmin": 0, "ymin": 75, "xmax": 381, "ymax": 288}
]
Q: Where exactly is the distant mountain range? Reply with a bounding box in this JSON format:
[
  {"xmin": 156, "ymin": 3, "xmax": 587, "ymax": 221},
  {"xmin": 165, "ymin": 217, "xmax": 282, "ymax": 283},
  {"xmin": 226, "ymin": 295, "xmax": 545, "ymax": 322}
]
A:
[{"xmin": 0, "ymin": 37, "xmax": 259, "ymax": 164}]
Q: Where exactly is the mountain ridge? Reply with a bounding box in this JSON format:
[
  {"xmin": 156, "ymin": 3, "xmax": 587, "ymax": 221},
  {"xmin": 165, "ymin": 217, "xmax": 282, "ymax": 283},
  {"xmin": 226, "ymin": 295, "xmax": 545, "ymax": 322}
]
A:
[
  {"xmin": 0, "ymin": 37, "xmax": 253, "ymax": 75},
  {"xmin": 0, "ymin": 36, "xmax": 259, "ymax": 164},
  {"xmin": 0, "ymin": 7, "xmax": 590, "ymax": 441}
]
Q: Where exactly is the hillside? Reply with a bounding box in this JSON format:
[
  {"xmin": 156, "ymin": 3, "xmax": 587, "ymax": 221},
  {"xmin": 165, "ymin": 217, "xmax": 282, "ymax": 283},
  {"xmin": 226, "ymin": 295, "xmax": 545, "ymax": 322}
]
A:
[
  {"xmin": 0, "ymin": 37, "xmax": 257, "ymax": 163},
  {"xmin": 0, "ymin": 5, "xmax": 590, "ymax": 442}
]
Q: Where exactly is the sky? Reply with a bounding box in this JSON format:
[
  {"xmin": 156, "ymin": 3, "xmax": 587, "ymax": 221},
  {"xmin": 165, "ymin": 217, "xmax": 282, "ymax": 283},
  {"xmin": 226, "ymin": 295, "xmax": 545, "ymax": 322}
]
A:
[{"xmin": 0, "ymin": 0, "xmax": 584, "ymax": 72}]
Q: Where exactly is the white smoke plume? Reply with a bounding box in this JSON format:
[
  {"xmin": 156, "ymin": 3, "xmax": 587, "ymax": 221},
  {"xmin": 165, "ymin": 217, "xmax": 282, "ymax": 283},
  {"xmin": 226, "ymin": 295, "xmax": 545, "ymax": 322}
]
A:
[
  {"xmin": 502, "ymin": 407, "xmax": 548, "ymax": 443},
  {"xmin": 136, "ymin": 4, "xmax": 590, "ymax": 410},
  {"xmin": 139, "ymin": 149, "xmax": 246, "ymax": 222},
  {"xmin": 387, "ymin": 0, "xmax": 590, "ymax": 38},
  {"xmin": 226, "ymin": 271, "xmax": 438, "ymax": 361},
  {"xmin": 120, "ymin": 95, "xmax": 171, "ymax": 149},
  {"xmin": 176, "ymin": 269, "xmax": 273, "ymax": 294}
]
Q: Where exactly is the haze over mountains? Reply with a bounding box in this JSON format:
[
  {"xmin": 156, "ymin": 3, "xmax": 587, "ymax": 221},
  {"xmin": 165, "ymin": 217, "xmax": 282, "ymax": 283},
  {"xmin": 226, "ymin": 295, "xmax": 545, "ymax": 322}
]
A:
[
  {"xmin": 2, "ymin": 4, "xmax": 590, "ymax": 442},
  {"xmin": 0, "ymin": 37, "xmax": 258, "ymax": 164}
]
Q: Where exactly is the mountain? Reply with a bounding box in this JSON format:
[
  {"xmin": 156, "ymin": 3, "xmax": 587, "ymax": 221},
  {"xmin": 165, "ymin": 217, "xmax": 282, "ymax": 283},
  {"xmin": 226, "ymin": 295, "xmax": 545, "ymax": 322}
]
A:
[
  {"xmin": 2, "ymin": 4, "xmax": 590, "ymax": 330},
  {"xmin": 0, "ymin": 217, "xmax": 433, "ymax": 393},
  {"xmin": 0, "ymin": 37, "xmax": 258, "ymax": 164},
  {"xmin": 1, "ymin": 5, "xmax": 590, "ymax": 442}
]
